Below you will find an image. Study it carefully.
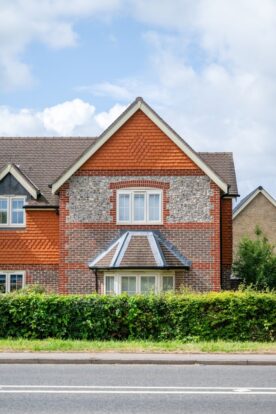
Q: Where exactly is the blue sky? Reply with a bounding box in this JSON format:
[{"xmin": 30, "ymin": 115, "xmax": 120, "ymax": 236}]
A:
[{"xmin": 0, "ymin": 0, "xmax": 276, "ymax": 200}]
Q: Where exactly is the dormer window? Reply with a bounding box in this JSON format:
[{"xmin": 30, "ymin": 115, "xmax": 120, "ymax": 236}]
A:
[
  {"xmin": 117, "ymin": 189, "xmax": 162, "ymax": 224},
  {"xmin": 0, "ymin": 196, "xmax": 26, "ymax": 227}
]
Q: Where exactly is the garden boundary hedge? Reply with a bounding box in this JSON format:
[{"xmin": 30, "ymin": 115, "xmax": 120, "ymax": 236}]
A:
[{"xmin": 0, "ymin": 291, "xmax": 275, "ymax": 341}]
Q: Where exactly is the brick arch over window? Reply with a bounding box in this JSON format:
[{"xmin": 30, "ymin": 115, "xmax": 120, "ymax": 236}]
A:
[{"xmin": 109, "ymin": 180, "xmax": 170, "ymax": 225}]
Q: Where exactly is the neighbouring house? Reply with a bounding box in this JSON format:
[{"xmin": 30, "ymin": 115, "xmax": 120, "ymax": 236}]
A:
[
  {"xmin": 0, "ymin": 97, "xmax": 238, "ymax": 294},
  {"xmin": 233, "ymin": 186, "xmax": 276, "ymax": 255}
]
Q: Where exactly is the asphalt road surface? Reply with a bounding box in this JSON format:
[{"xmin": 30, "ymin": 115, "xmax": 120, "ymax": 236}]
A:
[{"xmin": 0, "ymin": 364, "xmax": 275, "ymax": 413}]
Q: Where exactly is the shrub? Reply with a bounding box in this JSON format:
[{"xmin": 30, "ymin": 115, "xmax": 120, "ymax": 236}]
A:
[
  {"xmin": 233, "ymin": 226, "xmax": 276, "ymax": 290},
  {"xmin": 0, "ymin": 291, "xmax": 275, "ymax": 341}
]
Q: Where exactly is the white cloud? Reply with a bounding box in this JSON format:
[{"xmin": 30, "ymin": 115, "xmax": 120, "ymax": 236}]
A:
[
  {"xmin": 89, "ymin": 0, "xmax": 276, "ymax": 199},
  {"xmin": 95, "ymin": 103, "xmax": 126, "ymax": 129},
  {"xmin": 0, "ymin": 0, "xmax": 121, "ymax": 90},
  {"xmin": 0, "ymin": 99, "xmax": 125, "ymax": 136},
  {"xmin": 1, "ymin": 0, "xmax": 276, "ymax": 198},
  {"xmin": 39, "ymin": 99, "xmax": 96, "ymax": 135}
]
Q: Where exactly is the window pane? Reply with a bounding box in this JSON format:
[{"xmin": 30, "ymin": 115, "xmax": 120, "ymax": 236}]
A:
[
  {"xmin": 148, "ymin": 194, "xmax": 160, "ymax": 221},
  {"xmin": 134, "ymin": 194, "xmax": 145, "ymax": 221},
  {"xmin": 10, "ymin": 274, "xmax": 23, "ymax": 292},
  {"xmin": 12, "ymin": 211, "xmax": 24, "ymax": 224},
  {"xmin": 105, "ymin": 276, "xmax": 115, "ymax": 294},
  {"xmin": 0, "ymin": 199, "xmax": 8, "ymax": 224},
  {"xmin": 141, "ymin": 276, "xmax": 155, "ymax": 294},
  {"xmin": 163, "ymin": 276, "xmax": 174, "ymax": 291},
  {"xmin": 0, "ymin": 274, "xmax": 6, "ymax": 293},
  {"xmin": 119, "ymin": 194, "xmax": 130, "ymax": 221},
  {"xmin": 121, "ymin": 277, "xmax": 136, "ymax": 295},
  {"xmin": 11, "ymin": 198, "xmax": 25, "ymax": 225}
]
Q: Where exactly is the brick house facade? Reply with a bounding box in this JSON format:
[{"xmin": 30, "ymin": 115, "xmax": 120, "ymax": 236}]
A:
[
  {"xmin": 233, "ymin": 186, "xmax": 276, "ymax": 255},
  {"xmin": 0, "ymin": 98, "xmax": 238, "ymax": 294}
]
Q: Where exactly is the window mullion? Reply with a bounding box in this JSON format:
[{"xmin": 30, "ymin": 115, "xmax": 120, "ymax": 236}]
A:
[
  {"xmin": 8, "ymin": 198, "xmax": 11, "ymax": 226},
  {"xmin": 145, "ymin": 193, "xmax": 148, "ymax": 223},
  {"xmin": 6, "ymin": 273, "xmax": 10, "ymax": 293}
]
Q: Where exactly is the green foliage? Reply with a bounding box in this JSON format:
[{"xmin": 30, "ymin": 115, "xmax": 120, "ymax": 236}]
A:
[
  {"xmin": 0, "ymin": 291, "xmax": 275, "ymax": 341},
  {"xmin": 11, "ymin": 284, "xmax": 48, "ymax": 295},
  {"xmin": 233, "ymin": 226, "xmax": 276, "ymax": 289}
]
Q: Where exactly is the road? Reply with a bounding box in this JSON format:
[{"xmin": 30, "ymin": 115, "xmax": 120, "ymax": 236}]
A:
[{"xmin": 0, "ymin": 364, "xmax": 275, "ymax": 413}]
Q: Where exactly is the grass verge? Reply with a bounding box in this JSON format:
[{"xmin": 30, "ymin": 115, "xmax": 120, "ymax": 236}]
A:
[{"xmin": 0, "ymin": 339, "xmax": 275, "ymax": 353}]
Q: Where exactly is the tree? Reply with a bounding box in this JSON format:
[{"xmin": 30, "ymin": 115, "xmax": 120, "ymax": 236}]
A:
[{"xmin": 232, "ymin": 226, "xmax": 276, "ymax": 290}]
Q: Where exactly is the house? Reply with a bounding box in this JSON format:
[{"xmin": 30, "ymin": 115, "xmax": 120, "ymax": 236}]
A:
[
  {"xmin": 0, "ymin": 97, "xmax": 238, "ymax": 294},
  {"xmin": 233, "ymin": 186, "xmax": 276, "ymax": 254}
]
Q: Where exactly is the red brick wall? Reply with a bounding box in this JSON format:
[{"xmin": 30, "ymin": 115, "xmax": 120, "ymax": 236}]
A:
[
  {"xmin": 0, "ymin": 264, "xmax": 59, "ymax": 292},
  {"xmin": 221, "ymin": 198, "xmax": 233, "ymax": 289},
  {"xmin": 221, "ymin": 198, "xmax": 233, "ymax": 265}
]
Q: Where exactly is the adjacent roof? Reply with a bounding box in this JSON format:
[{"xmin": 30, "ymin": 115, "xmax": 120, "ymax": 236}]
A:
[
  {"xmin": 89, "ymin": 231, "xmax": 192, "ymax": 269},
  {"xmin": 233, "ymin": 186, "xmax": 276, "ymax": 218},
  {"xmin": 199, "ymin": 152, "xmax": 238, "ymax": 196},
  {"xmin": 51, "ymin": 97, "xmax": 229, "ymax": 194},
  {"xmin": 0, "ymin": 137, "xmax": 97, "ymax": 206}
]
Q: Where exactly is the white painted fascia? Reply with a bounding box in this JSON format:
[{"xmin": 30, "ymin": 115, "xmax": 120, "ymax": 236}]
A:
[
  {"xmin": 0, "ymin": 164, "xmax": 38, "ymax": 199},
  {"xmin": 148, "ymin": 233, "xmax": 163, "ymax": 267},
  {"xmin": 233, "ymin": 187, "xmax": 276, "ymax": 219},
  {"xmin": 115, "ymin": 232, "xmax": 132, "ymax": 267},
  {"xmin": 51, "ymin": 98, "xmax": 228, "ymax": 194}
]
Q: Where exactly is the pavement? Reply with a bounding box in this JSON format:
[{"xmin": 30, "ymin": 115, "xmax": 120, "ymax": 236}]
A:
[{"xmin": 0, "ymin": 351, "xmax": 275, "ymax": 365}]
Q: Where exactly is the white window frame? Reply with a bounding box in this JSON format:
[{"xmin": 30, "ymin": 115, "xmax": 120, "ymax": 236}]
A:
[
  {"xmin": 117, "ymin": 189, "xmax": 162, "ymax": 225},
  {"xmin": 104, "ymin": 270, "xmax": 175, "ymax": 295},
  {"xmin": 0, "ymin": 271, "xmax": 25, "ymax": 293},
  {"xmin": 0, "ymin": 196, "xmax": 26, "ymax": 228}
]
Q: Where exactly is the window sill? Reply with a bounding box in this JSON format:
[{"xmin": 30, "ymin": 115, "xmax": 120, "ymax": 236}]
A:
[
  {"xmin": 117, "ymin": 222, "xmax": 163, "ymax": 226},
  {"xmin": 0, "ymin": 226, "xmax": 26, "ymax": 230}
]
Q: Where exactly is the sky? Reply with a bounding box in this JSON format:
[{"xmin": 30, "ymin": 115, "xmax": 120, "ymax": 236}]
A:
[{"xmin": 0, "ymin": 0, "xmax": 276, "ymax": 201}]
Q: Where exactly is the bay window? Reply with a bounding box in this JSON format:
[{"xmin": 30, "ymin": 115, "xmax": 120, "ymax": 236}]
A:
[
  {"xmin": 117, "ymin": 189, "xmax": 162, "ymax": 224},
  {"xmin": 0, "ymin": 196, "xmax": 26, "ymax": 227},
  {"xmin": 104, "ymin": 272, "xmax": 174, "ymax": 295}
]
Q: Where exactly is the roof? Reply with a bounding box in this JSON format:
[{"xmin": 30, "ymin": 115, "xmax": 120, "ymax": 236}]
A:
[
  {"xmin": 89, "ymin": 231, "xmax": 192, "ymax": 269},
  {"xmin": 199, "ymin": 152, "xmax": 238, "ymax": 196},
  {"xmin": 233, "ymin": 186, "xmax": 276, "ymax": 218},
  {"xmin": 0, "ymin": 98, "xmax": 238, "ymax": 205},
  {"xmin": 0, "ymin": 137, "xmax": 97, "ymax": 206},
  {"xmin": 51, "ymin": 97, "xmax": 229, "ymax": 194}
]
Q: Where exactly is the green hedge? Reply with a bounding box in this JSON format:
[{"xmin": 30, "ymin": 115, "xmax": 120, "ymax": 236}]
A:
[{"xmin": 0, "ymin": 291, "xmax": 275, "ymax": 341}]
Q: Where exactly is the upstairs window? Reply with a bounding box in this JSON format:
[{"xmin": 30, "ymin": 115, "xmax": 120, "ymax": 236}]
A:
[
  {"xmin": 0, "ymin": 196, "xmax": 26, "ymax": 227},
  {"xmin": 117, "ymin": 190, "xmax": 162, "ymax": 224}
]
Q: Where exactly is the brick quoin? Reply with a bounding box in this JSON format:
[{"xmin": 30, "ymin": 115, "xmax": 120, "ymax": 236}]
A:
[{"xmin": 221, "ymin": 198, "xmax": 233, "ymax": 289}]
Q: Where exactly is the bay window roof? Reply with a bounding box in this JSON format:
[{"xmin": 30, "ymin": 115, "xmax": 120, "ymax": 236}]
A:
[{"xmin": 89, "ymin": 231, "xmax": 192, "ymax": 270}]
